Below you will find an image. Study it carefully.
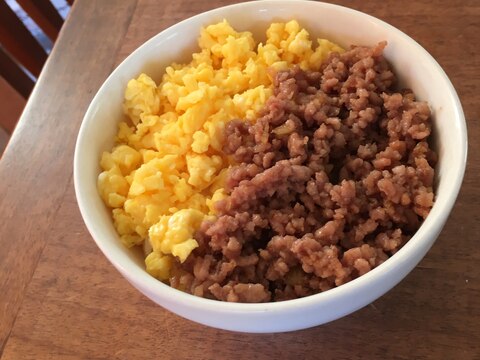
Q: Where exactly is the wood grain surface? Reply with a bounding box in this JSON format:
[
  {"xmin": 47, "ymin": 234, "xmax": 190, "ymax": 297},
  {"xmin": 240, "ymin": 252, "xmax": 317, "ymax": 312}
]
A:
[{"xmin": 0, "ymin": 0, "xmax": 478, "ymax": 359}]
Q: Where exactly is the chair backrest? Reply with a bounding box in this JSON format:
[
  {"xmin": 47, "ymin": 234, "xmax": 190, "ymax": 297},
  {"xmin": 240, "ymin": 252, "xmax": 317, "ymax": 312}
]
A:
[{"xmin": 0, "ymin": 0, "xmax": 71, "ymax": 98}]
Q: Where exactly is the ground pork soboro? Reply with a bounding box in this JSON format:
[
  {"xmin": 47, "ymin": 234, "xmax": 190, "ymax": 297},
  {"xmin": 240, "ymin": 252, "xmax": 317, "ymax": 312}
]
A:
[{"xmin": 176, "ymin": 42, "xmax": 436, "ymax": 302}]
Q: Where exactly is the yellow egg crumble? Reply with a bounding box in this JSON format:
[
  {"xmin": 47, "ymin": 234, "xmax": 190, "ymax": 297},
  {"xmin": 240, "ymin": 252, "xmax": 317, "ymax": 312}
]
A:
[{"xmin": 97, "ymin": 20, "xmax": 343, "ymax": 281}]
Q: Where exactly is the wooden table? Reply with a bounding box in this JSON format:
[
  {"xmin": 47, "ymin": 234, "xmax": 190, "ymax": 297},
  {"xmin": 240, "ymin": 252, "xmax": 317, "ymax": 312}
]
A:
[{"xmin": 0, "ymin": 0, "xmax": 478, "ymax": 358}]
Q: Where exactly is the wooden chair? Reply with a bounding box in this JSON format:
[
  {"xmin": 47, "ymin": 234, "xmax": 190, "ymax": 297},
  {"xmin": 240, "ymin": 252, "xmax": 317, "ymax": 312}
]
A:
[{"xmin": 0, "ymin": 0, "xmax": 72, "ymax": 137}]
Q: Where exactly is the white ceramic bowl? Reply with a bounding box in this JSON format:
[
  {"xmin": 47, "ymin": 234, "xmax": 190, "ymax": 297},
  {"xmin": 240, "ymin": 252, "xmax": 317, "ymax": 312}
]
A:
[{"xmin": 74, "ymin": 0, "xmax": 467, "ymax": 333}]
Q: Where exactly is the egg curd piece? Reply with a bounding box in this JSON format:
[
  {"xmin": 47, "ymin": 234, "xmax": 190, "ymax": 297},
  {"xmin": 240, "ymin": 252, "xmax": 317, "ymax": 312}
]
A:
[
  {"xmin": 206, "ymin": 188, "xmax": 227, "ymax": 214},
  {"xmin": 123, "ymin": 73, "xmax": 161, "ymax": 125},
  {"xmin": 145, "ymin": 252, "xmax": 173, "ymax": 281},
  {"xmin": 148, "ymin": 208, "xmax": 204, "ymax": 270}
]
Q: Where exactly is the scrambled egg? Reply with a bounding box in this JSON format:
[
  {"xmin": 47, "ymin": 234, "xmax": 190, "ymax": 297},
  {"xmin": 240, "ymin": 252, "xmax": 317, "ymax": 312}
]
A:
[{"xmin": 98, "ymin": 20, "xmax": 343, "ymax": 281}]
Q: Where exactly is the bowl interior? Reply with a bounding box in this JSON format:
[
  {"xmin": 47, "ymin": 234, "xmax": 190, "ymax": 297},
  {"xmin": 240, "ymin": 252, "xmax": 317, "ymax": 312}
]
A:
[{"xmin": 74, "ymin": 0, "xmax": 466, "ymax": 331}]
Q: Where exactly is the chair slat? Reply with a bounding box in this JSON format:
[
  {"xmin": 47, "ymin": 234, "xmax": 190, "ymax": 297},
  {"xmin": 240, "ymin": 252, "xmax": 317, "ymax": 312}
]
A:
[
  {"xmin": 16, "ymin": 0, "xmax": 64, "ymax": 41},
  {"xmin": 0, "ymin": 46, "xmax": 35, "ymax": 99}
]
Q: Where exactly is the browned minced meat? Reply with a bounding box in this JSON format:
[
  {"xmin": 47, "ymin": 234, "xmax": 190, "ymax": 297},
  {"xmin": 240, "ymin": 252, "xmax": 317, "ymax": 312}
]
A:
[{"xmin": 175, "ymin": 42, "xmax": 437, "ymax": 302}]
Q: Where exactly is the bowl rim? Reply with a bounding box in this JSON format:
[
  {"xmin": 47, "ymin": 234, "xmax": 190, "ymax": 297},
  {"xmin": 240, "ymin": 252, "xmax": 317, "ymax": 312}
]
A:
[{"xmin": 74, "ymin": 0, "xmax": 468, "ymax": 313}]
